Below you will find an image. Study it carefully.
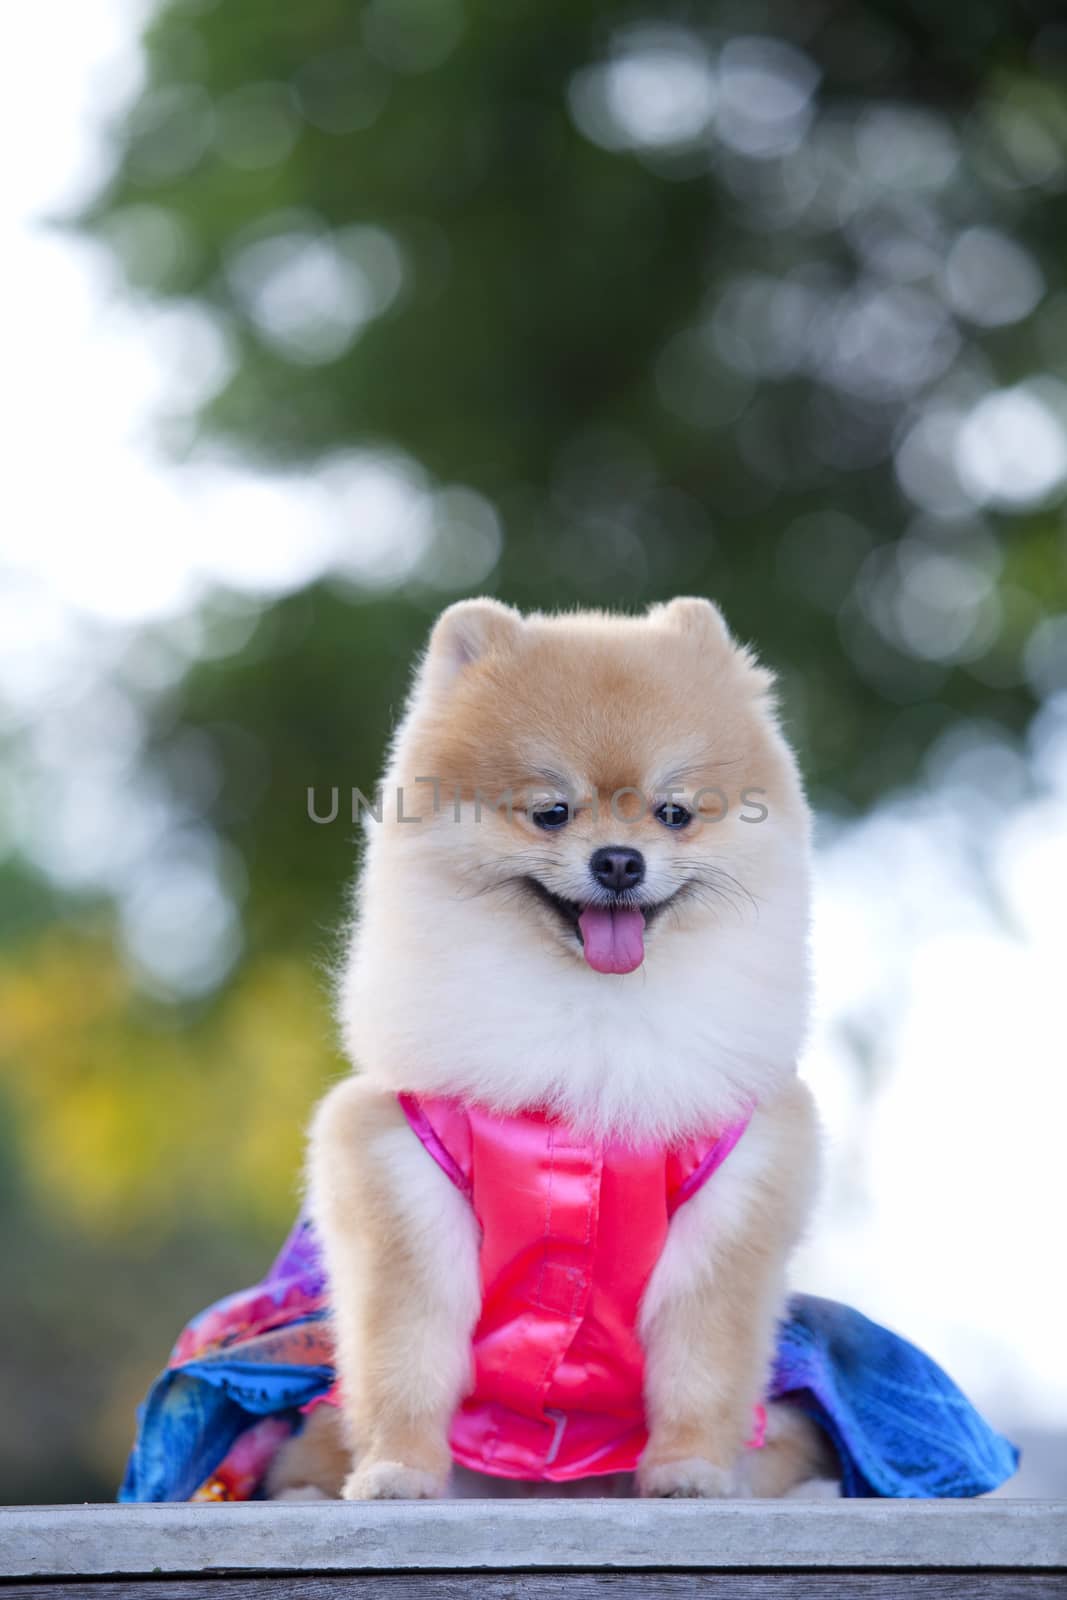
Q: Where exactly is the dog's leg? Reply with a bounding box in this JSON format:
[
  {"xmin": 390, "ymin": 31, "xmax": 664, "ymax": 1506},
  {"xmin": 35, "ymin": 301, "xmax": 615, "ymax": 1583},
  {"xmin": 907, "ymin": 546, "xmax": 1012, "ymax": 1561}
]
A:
[
  {"xmin": 637, "ymin": 1078, "xmax": 821, "ymax": 1499},
  {"xmin": 308, "ymin": 1078, "xmax": 481, "ymax": 1500},
  {"xmin": 265, "ymin": 1406, "xmax": 349, "ymax": 1500},
  {"xmin": 742, "ymin": 1401, "xmax": 839, "ymax": 1497}
]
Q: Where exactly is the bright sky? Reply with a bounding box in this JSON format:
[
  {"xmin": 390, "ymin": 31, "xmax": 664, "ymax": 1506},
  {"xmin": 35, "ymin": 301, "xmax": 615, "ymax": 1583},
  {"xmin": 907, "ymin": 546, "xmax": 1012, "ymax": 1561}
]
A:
[
  {"xmin": 2, "ymin": 1, "xmax": 483, "ymax": 628},
  {"xmin": 798, "ymin": 766, "xmax": 1067, "ymax": 1438},
  {"xmin": 5, "ymin": 0, "xmax": 1067, "ymax": 1453}
]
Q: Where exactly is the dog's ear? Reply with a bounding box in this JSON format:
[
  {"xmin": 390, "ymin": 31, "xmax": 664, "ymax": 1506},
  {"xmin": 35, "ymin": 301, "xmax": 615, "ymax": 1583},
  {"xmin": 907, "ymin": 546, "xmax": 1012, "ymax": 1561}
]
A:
[
  {"xmin": 422, "ymin": 598, "xmax": 523, "ymax": 691},
  {"xmin": 649, "ymin": 596, "xmax": 734, "ymax": 648},
  {"xmin": 651, "ymin": 596, "xmax": 776, "ymax": 700}
]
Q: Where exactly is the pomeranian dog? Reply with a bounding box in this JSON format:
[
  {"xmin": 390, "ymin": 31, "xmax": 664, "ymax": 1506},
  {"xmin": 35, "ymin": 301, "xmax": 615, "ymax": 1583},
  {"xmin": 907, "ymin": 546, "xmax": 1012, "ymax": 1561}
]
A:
[{"xmin": 269, "ymin": 597, "xmax": 832, "ymax": 1500}]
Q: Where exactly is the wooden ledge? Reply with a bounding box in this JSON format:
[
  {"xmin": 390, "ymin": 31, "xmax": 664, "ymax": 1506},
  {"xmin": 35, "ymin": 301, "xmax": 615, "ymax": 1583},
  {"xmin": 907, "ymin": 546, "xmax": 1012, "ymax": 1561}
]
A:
[{"xmin": 1, "ymin": 1500, "xmax": 1065, "ymax": 1580}]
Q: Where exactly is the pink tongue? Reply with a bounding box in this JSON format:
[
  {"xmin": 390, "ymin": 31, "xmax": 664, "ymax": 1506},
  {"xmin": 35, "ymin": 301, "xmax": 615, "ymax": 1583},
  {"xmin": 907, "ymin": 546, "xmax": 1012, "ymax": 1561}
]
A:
[{"xmin": 578, "ymin": 906, "xmax": 646, "ymax": 974}]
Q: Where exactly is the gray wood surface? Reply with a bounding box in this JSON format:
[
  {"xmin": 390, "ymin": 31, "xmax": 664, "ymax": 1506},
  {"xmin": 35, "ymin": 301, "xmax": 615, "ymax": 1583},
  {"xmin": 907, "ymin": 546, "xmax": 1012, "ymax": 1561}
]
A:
[
  {"xmin": 3, "ymin": 1574, "xmax": 1066, "ymax": 1599},
  {"xmin": 1, "ymin": 1501, "xmax": 1064, "ymax": 1579}
]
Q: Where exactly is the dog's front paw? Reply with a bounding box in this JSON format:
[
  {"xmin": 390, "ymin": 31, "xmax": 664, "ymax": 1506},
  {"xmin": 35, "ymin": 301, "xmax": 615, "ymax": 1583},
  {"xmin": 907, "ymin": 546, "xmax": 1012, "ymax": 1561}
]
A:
[
  {"xmin": 638, "ymin": 1456, "xmax": 736, "ymax": 1499},
  {"xmin": 342, "ymin": 1460, "xmax": 446, "ymax": 1501}
]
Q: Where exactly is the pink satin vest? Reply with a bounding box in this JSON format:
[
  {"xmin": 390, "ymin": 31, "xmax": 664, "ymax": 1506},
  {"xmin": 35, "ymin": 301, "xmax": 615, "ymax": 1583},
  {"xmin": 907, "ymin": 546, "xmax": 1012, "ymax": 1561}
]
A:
[{"xmin": 390, "ymin": 1093, "xmax": 759, "ymax": 1482}]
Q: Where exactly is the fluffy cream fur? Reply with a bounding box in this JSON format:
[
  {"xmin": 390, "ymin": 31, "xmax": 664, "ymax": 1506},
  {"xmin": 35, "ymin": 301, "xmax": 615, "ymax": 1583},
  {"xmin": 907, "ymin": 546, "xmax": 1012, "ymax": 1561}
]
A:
[
  {"xmin": 340, "ymin": 598, "xmax": 811, "ymax": 1142},
  {"xmin": 280, "ymin": 597, "xmax": 828, "ymax": 1501}
]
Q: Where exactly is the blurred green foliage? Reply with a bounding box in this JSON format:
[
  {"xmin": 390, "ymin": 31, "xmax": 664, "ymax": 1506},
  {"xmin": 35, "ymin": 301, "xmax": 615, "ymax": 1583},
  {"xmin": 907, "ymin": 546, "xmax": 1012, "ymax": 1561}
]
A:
[
  {"xmin": 83, "ymin": 0, "xmax": 1067, "ymax": 805},
  {"xmin": 4, "ymin": 0, "xmax": 1067, "ymax": 1501}
]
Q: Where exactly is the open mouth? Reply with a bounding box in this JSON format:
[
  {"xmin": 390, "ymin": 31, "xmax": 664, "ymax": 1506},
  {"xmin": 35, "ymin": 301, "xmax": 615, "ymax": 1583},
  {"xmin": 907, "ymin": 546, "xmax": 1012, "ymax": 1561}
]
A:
[{"xmin": 521, "ymin": 877, "xmax": 681, "ymax": 976}]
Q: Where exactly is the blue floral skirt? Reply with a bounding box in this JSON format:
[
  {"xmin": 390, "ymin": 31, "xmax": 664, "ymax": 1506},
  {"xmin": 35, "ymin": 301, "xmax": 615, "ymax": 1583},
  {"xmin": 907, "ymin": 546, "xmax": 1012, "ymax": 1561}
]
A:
[{"xmin": 121, "ymin": 1213, "xmax": 1018, "ymax": 1502}]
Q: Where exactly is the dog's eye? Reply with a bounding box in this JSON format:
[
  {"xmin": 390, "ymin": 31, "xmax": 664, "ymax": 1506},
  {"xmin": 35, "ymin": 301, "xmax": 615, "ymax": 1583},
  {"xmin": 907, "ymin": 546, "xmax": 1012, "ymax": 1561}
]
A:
[
  {"xmin": 655, "ymin": 801, "xmax": 692, "ymax": 830},
  {"xmin": 531, "ymin": 802, "xmax": 571, "ymax": 830}
]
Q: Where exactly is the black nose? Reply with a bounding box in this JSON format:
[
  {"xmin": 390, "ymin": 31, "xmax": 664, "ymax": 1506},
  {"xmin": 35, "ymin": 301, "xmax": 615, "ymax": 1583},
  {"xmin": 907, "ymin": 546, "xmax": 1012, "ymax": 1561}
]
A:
[{"xmin": 589, "ymin": 846, "xmax": 645, "ymax": 894}]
